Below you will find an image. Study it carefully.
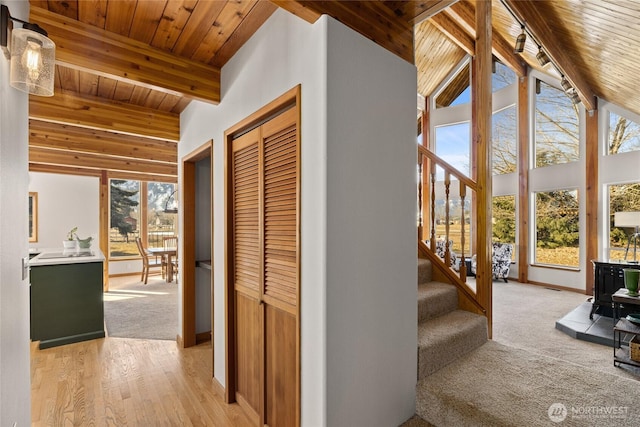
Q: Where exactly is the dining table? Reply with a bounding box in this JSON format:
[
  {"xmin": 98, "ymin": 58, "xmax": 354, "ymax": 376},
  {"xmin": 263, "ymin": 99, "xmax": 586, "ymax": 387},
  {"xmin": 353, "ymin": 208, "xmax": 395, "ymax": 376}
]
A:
[{"xmin": 148, "ymin": 247, "xmax": 177, "ymax": 282}]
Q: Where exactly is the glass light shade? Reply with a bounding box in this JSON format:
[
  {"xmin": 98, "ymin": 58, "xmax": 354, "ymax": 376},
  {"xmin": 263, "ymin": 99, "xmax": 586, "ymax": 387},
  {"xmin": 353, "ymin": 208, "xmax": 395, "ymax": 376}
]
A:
[
  {"xmin": 514, "ymin": 30, "xmax": 526, "ymax": 53},
  {"xmin": 536, "ymin": 47, "xmax": 550, "ymax": 66},
  {"xmin": 9, "ymin": 28, "xmax": 55, "ymax": 97}
]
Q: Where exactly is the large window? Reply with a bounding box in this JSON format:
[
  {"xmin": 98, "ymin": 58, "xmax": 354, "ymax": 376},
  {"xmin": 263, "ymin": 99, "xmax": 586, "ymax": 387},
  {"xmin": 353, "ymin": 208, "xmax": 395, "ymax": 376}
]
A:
[
  {"xmin": 492, "ymin": 106, "xmax": 517, "ymax": 175},
  {"xmin": 492, "ymin": 61, "xmax": 516, "ymax": 92},
  {"xmin": 109, "ymin": 179, "xmax": 176, "ymax": 258},
  {"xmin": 493, "ymin": 195, "xmax": 516, "ymax": 259},
  {"xmin": 534, "ymin": 189, "xmax": 579, "ymax": 267},
  {"xmin": 147, "ymin": 182, "xmax": 177, "ymax": 248},
  {"xmin": 435, "ymin": 122, "xmax": 470, "ymax": 179},
  {"xmin": 535, "ymin": 80, "xmax": 579, "ymax": 167},
  {"xmin": 608, "ymin": 183, "xmax": 640, "ymax": 261},
  {"xmin": 608, "ymin": 111, "xmax": 640, "ymax": 155}
]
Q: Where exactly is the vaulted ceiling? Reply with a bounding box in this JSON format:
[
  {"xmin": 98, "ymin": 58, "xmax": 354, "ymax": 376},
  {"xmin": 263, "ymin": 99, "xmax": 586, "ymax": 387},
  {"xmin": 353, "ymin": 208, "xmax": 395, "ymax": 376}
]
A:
[{"xmin": 25, "ymin": 0, "xmax": 640, "ymax": 182}]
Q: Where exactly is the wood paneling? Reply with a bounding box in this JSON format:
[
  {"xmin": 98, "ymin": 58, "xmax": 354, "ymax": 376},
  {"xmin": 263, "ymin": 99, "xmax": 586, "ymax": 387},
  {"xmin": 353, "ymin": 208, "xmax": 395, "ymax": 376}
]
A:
[
  {"xmin": 29, "ymin": 90, "xmax": 180, "ymax": 141},
  {"xmin": 415, "ymin": 20, "xmax": 466, "ymax": 98},
  {"xmin": 29, "ymin": 146, "xmax": 177, "ymax": 178},
  {"xmin": 503, "ymin": 0, "xmax": 596, "ymax": 111},
  {"xmin": 31, "ymin": 6, "xmax": 221, "ymax": 105},
  {"xmin": 29, "ymin": 120, "xmax": 176, "ymax": 163}
]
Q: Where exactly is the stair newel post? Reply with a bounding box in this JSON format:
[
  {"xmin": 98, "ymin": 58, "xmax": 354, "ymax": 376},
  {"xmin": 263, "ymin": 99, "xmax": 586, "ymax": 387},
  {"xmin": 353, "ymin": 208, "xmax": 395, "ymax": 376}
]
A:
[
  {"xmin": 418, "ymin": 151, "xmax": 424, "ymax": 240},
  {"xmin": 429, "ymin": 157, "xmax": 437, "ymax": 252},
  {"xmin": 444, "ymin": 171, "xmax": 451, "ymax": 267},
  {"xmin": 460, "ymin": 181, "xmax": 467, "ymax": 282}
]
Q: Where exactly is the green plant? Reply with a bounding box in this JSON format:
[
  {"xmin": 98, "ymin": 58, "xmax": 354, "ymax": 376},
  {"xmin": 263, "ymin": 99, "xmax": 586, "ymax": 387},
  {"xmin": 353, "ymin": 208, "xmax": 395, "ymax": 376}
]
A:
[{"xmin": 66, "ymin": 227, "xmax": 78, "ymax": 241}]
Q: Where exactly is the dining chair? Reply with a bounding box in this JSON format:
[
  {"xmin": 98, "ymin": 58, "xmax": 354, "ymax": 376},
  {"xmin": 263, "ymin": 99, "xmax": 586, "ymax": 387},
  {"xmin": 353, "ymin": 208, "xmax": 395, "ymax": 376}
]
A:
[
  {"xmin": 163, "ymin": 236, "xmax": 179, "ymax": 281},
  {"xmin": 135, "ymin": 237, "xmax": 163, "ymax": 284}
]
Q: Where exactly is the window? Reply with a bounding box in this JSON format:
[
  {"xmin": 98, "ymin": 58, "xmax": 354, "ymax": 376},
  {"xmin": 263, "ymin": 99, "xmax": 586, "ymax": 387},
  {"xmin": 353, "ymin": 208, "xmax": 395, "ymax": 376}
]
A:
[
  {"xmin": 492, "ymin": 61, "xmax": 516, "ymax": 92},
  {"xmin": 109, "ymin": 179, "xmax": 176, "ymax": 258},
  {"xmin": 608, "ymin": 183, "xmax": 640, "ymax": 260},
  {"xmin": 492, "ymin": 106, "xmax": 517, "ymax": 175},
  {"xmin": 535, "ymin": 80, "xmax": 579, "ymax": 167},
  {"xmin": 493, "ymin": 195, "xmax": 516, "ymax": 261},
  {"xmin": 435, "ymin": 63, "xmax": 470, "ymax": 108},
  {"xmin": 435, "ymin": 122, "xmax": 470, "ymax": 178},
  {"xmin": 534, "ymin": 189, "xmax": 579, "ymax": 267},
  {"xmin": 110, "ymin": 180, "xmax": 140, "ymax": 257},
  {"xmin": 147, "ymin": 182, "xmax": 177, "ymax": 248},
  {"xmin": 608, "ymin": 111, "xmax": 640, "ymax": 155}
]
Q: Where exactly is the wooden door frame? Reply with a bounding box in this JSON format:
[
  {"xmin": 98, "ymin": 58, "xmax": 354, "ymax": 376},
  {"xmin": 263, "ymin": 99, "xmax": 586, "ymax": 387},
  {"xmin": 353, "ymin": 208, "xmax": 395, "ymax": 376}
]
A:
[
  {"xmin": 181, "ymin": 140, "xmax": 213, "ymax": 349},
  {"xmin": 225, "ymin": 85, "xmax": 301, "ymax": 422}
]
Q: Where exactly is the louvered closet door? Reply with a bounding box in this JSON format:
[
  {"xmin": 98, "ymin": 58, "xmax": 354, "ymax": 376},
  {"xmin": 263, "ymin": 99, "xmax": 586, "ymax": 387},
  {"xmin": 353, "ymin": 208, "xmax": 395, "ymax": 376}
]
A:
[
  {"xmin": 230, "ymin": 105, "xmax": 299, "ymax": 427},
  {"xmin": 262, "ymin": 107, "xmax": 298, "ymax": 427},
  {"xmin": 231, "ymin": 127, "xmax": 262, "ymax": 415}
]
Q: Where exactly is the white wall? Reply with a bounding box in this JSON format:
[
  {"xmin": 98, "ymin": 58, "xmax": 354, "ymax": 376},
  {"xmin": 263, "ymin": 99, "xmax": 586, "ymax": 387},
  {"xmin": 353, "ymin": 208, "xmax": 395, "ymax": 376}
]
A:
[
  {"xmin": 180, "ymin": 10, "xmax": 417, "ymax": 425},
  {"xmin": 324, "ymin": 18, "xmax": 417, "ymax": 426},
  {"xmin": 0, "ymin": 1, "xmax": 32, "ymax": 425},
  {"xmin": 28, "ymin": 172, "xmax": 100, "ymax": 250}
]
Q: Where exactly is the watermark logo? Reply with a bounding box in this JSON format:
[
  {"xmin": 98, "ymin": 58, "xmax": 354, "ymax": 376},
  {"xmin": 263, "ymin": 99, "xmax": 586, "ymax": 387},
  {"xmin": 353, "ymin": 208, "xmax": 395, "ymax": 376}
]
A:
[
  {"xmin": 548, "ymin": 403, "xmax": 567, "ymax": 423},
  {"xmin": 548, "ymin": 403, "xmax": 630, "ymax": 423}
]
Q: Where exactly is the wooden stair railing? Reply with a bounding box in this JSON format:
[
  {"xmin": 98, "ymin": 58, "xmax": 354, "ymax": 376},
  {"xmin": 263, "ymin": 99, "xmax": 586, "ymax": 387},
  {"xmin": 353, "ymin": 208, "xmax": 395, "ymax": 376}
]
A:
[{"xmin": 418, "ymin": 145, "xmax": 487, "ymax": 317}]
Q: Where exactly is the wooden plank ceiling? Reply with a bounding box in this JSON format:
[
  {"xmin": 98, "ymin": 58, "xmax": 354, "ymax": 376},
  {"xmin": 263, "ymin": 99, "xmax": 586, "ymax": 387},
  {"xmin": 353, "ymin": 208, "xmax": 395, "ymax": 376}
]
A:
[{"xmin": 26, "ymin": 0, "xmax": 640, "ymax": 182}]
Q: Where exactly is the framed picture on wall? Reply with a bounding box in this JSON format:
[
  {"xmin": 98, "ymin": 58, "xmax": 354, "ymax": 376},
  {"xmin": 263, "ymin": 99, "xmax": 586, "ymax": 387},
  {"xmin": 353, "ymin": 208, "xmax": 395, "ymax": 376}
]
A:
[{"xmin": 29, "ymin": 192, "xmax": 38, "ymax": 242}]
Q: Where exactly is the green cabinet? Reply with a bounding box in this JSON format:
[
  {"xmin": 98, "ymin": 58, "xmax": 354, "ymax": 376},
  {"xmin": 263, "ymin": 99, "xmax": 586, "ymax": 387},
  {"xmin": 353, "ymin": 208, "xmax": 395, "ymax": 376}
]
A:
[{"xmin": 30, "ymin": 261, "xmax": 105, "ymax": 349}]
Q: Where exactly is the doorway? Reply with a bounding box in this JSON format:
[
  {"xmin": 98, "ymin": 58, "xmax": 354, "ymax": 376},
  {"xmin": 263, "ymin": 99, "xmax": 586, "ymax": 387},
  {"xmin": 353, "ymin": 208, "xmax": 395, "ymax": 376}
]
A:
[{"xmin": 182, "ymin": 141, "xmax": 213, "ymax": 352}]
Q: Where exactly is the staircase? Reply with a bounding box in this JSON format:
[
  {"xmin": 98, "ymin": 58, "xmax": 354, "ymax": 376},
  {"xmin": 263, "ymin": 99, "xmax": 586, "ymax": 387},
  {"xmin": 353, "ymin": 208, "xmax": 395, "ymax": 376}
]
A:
[{"xmin": 415, "ymin": 258, "xmax": 488, "ymax": 418}]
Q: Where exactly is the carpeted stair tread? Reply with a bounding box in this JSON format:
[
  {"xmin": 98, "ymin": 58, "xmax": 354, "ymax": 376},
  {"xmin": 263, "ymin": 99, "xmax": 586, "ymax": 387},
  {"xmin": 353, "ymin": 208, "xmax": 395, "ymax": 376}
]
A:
[
  {"xmin": 418, "ymin": 310, "xmax": 487, "ymax": 378},
  {"xmin": 416, "ymin": 340, "xmax": 640, "ymax": 426},
  {"xmin": 418, "ymin": 281, "xmax": 458, "ymax": 322},
  {"xmin": 418, "ymin": 258, "xmax": 432, "ymax": 284}
]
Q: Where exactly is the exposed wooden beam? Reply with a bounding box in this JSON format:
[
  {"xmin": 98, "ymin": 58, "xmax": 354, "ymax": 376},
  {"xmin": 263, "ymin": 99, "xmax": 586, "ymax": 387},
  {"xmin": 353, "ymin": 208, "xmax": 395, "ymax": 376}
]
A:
[
  {"xmin": 30, "ymin": 6, "xmax": 220, "ymax": 104},
  {"xmin": 517, "ymin": 75, "xmax": 530, "ymax": 285},
  {"xmin": 271, "ymin": 1, "xmax": 414, "ymax": 63},
  {"xmin": 430, "ymin": 12, "xmax": 475, "ymax": 56},
  {"xmin": 411, "ymin": 0, "xmax": 461, "ymax": 25},
  {"xmin": 29, "ymin": 163, "xmax": 177, "ymax": 184},
  {"xmin": 585, "ymin": 110, "xmax": 598, "ymax": 295},
  {"xmin": 473, "ymin": 0, "xmax": 493, "ymax": 337},
  {"xmin": 503, "ymin": 0, "xmax": 596, "ymax": 111},
  {"xmin": 30, "ymin": 90, "xmax": 180, "ymax": 141},
  {"xmin": 29, "ymin": 147, "xmax": 177, "ymax": 178},
  {"xmin": 444, "ymin": 1, "xmax": 526, "ymax": 77},
  {"xmin": 29, "ymin": 121, "xmax": 177, "ymax": 164}
]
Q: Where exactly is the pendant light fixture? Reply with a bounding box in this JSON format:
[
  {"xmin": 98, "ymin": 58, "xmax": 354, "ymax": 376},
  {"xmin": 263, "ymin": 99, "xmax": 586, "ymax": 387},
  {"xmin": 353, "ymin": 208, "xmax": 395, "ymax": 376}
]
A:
[
  {"xmin": 514, "ymin": 25, "xmax": 526, "ymax": 53},
  {"xmin": 560, "ymin": 75, "xmax": 573, "ymax": 93},
  {"xmin": 1, "ymin": 5, "xmax": 55, "ymax": 97},
  {"xmin": 536, "ymin": 45, "xmax": 551, "ymax": 67}
]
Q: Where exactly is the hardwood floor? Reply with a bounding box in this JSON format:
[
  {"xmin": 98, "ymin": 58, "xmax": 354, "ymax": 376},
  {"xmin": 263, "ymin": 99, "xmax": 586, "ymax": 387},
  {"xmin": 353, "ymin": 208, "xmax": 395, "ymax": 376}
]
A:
[{"xmin": 31, "ymin": 337, "xmax": 251, "ymax": 426}]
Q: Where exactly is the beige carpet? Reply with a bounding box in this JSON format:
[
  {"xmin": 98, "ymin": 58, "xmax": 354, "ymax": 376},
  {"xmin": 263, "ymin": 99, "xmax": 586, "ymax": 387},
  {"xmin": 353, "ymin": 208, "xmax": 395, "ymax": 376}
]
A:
[
  {"xmin": 409, "ymin": 278, "xmax": 640, "ymax": 426},
  {"xmin": 104, "ymin": 275, "xmax": 178, "ymax": 340},
  {"xmin": 417, "ymin": 340, "xmax": 640, "ymax": 426}
]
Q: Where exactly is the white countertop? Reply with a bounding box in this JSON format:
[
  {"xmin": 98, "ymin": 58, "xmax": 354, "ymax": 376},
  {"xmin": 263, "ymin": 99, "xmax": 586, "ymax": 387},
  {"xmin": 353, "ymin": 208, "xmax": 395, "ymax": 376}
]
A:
[{"xmin": 29, "ymin": 247, "xmax": 105, "ymax": 267}]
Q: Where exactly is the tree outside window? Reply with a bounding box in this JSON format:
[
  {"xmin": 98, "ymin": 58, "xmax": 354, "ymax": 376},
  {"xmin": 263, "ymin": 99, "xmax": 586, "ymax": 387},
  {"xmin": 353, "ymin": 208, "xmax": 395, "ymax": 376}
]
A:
[
  {"xmin": 534, "ymin": 189, "xmax": 579, "ymax": 267},
  {"xmin": 535, "ymin": 81, "xmax": 579, "ymax": 167},
  {"xmin": 110, "ymin": 180, "xmax": 140, "ymax": 257}
]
